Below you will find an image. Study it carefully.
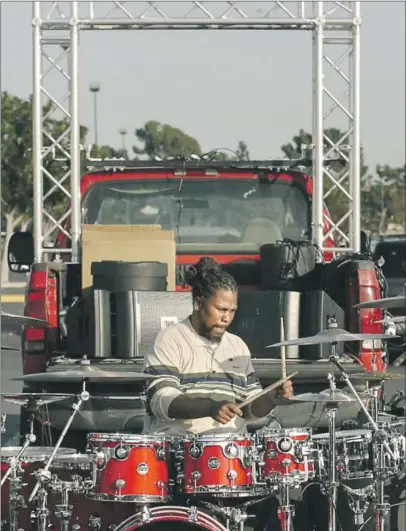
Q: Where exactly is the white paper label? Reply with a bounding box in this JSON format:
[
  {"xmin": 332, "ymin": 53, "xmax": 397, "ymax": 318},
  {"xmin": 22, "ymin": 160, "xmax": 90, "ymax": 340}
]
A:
[{"xmin": 161, "ymin": 316, "xmax": 178, "ymax": 330}]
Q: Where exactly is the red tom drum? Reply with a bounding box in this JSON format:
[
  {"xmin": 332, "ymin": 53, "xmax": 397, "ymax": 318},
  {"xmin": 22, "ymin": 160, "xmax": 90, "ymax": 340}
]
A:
[
  {"xmin": 257, "ymin": 428, "xmax": 314, "ymax": 485},
  {"xmin": 179, "ymin": 433, "xmax": 255, "ymax": 497},
  {"xmin": 87, "ymin": 433, "xmax": 171, "ymax": 503}
]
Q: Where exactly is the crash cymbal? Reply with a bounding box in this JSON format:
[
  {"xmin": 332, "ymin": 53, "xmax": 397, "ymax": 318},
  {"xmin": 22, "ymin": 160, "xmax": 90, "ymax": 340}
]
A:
[
  {"xmin": 12, "ymin": 365, "xmax": 158, "ymax": 384},
  {"xmin": 291, "ymin": 389, "xmax": 357, "ymax": 404},
  {"xmin": 266, "ymin": 328, "xmax": 395, "ymax": 348},
  {"xmin": 1, "ymin": 345, "xmax": 20, "ymax": 351},
  {"xmin": 354, "ymin": 295, "xmax": 405, "ymax": 310},
  {"xmin": 1, "ymin": 393, "xmax": 75, "ymax": 408},
  {"xmin": 2, "ymin": 312, "xmax": 48, "ymax": 335},
  {"xmin": 349, "ymin": 372, "xmax": 405, "ymax": 382},
  {"xmin": 375, "ymin": 315, "xmax": 406, "ymax": 325}
]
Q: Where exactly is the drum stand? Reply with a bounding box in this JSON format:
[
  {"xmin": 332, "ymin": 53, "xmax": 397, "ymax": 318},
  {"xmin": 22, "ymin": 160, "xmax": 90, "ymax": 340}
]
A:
[
  {"xmin": 328, "ymin": 355, "xmax": 395, "ymax": 531},
  {"xmin": 31, "ymin": 487, "xmax": 49, "ymax": 531},
  {"xmin": 51, "ymin": 475, "xmax": 94, "ymax": 531},
  {"xmin": 277, "ymin": 481, "xmax": 295, "ymax": 531},
  {"xmin": 28, "ymin": 382, "xmax": 90, "ymax": 503},
  {"xmin": 373, "ymin": 432, "xmax": 391, "ymax": 531},
  {"xmin": 325, "ymin": 372, "xmax": 339, "ymax": 531}
]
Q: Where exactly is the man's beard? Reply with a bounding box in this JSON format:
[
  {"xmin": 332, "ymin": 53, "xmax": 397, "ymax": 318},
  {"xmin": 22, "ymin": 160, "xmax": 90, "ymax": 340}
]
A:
[{"xmin": 198, "ymin": 322, "xmax": 224, "ymax": 342}]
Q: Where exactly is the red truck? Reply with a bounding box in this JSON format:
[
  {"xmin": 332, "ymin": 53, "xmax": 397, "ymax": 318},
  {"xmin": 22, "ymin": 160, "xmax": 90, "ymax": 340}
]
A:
[{"xmin": 8, "ymin": 159, "xmax": 386, "ymax": 447}]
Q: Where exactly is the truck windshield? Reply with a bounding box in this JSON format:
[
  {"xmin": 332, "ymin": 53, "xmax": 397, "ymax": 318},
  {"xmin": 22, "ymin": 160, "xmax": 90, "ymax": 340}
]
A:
[{"xmin": 82, "ymin": 178, "xmax": 310, "ymax": 253}]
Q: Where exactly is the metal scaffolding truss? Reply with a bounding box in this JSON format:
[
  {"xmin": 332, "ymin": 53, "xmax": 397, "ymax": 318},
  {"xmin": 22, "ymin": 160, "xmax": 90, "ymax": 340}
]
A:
[{"xmin": 32, "ymin": 1, "xmax": 361, "ymax": 262}]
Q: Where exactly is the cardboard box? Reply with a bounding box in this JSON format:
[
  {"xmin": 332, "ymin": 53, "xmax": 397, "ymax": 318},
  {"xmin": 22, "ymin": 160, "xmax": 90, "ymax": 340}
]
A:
[{"xmin": 81, "ymin": 225, "xmax": 176, "ymax": 290}]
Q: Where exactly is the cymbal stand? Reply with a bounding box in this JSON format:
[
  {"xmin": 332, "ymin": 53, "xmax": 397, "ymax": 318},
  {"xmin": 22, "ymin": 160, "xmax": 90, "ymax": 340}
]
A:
[
  {"xmin": 28, "ymin": 381, "xmax": 90, "ymax": 503},
  {"xmin": 326, "ymin": 369, "xmax": 339, "ymax": 531},
  {"xmin": 1, "ymin": 412, "xmax": 36, "ymax": 487},
  {"xmin": 328, "ymin": 355, "xmax": 396, "ymax": 461},
  {"xmin": 367, "ymin": 383, "xmax": 384, "ymax": 424}
]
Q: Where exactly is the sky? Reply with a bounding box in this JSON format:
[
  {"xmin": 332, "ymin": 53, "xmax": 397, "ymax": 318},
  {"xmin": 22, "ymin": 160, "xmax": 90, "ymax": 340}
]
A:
[{"xmin": 1, "ymin": 1, "xmax": 405, "ymax": 171}]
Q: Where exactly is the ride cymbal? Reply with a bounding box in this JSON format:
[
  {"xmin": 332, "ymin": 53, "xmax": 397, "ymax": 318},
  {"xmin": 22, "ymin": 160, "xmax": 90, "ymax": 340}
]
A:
[
  {"xmin": 1, "ymin": 393, "xmax": 75, "ymax": 408},
  {"xmin": 291, "ymin": 389, "xmax": 357, "ymax": 404},
  {"xmin": 354, "ymin": 295, "xmax": 405, "ymax": 310},
  {"xmin": 12, "ymin": 365, "xmax": 158, "ymax": 384},
  {"xmin": 349, "ymin": 372, "xmax": 405, "ymax": 382},
  {"xmin": 266, "ymin": 328, "xmax": 395, "ymax": 348}
]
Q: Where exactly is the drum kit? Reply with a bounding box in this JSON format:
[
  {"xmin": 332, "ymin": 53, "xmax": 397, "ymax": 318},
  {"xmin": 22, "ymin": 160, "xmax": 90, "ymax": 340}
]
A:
[{"xmin": 1, "ymin": 298, "xmax": 405, "ymax": 531}]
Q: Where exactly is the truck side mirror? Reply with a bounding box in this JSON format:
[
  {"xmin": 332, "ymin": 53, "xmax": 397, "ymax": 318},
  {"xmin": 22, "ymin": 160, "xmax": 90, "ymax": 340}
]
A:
[{"xmin": 7, "ymin": 231, "xmax": 34, "ymax": 273}]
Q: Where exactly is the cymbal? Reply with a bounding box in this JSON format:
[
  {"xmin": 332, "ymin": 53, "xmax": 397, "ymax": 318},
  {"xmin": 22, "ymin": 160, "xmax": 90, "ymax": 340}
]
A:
[
  {"xmin": 12, "ymin": 365, "xmax": 158, "ymax": 384},
  {"xmin": 1, "ymin": 345, "xmax": 20, "ymax": 351},
  {"xmin": 354, "ymin": 295, "xmax": 405, "ymax": 310},
  {"xmin": 291, "ymin": 389, "xmax": 357, "ymax": 404},
  {"xmin": 2, "ymin": 312, "xmax": 48, "ymax": 335},
  {"xmin": 375, "ymin": 316, "xmax": 406, "ymax": 325},
  {"xmin": 1, "ymin": 393, "xmax": 75, "ymax": 408},
  {"xmin": 266, "ymin": 328, "xmax": 395, "ymax": 348},
  {"xmin": 349, "ymin": 372, "xmax": 405, "ymax": 381}
]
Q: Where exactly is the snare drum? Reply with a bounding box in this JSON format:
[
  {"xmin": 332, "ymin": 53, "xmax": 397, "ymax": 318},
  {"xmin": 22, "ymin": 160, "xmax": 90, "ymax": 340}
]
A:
[
  {"xmin": 179, "ymin": 433, "xmax": 255, "ymax": 497},
  {"xmin": 257, "ymin": 428, "xmax": 314, "ymax": 485},
  {"xmin": 1, "ymin": 446, "xmax": 77, "ymax": 476},
  {"xmin": 86, "ymin": 433, "xmax": 171, "ymax": 503},
  {"xmin": 313, "ymin": 429, "xmax": 373, "ymax": 480}
]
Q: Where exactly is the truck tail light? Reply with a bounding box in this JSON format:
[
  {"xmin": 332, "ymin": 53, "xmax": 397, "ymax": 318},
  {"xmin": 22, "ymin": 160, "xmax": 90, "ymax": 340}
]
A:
[{"xmin": 23, "ymin": 269, "xmax": 58, "ymax": 355}]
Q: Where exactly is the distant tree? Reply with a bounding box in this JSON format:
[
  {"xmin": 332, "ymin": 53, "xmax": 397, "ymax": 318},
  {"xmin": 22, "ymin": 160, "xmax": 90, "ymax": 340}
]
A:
[
  {"xmin": 281, "ymin": 128, "xmax": 371, "ymax": 236},
  {"xmin": 1, "ymin": 92, "xmax": 89, "ymax": 281},
  {"xmin": 133, "ymin": 120, "xmax": 202, "ymax": 159},
  {"xmin": 235, "ymin": 141, "xmax": 250, "ymax": 161}
]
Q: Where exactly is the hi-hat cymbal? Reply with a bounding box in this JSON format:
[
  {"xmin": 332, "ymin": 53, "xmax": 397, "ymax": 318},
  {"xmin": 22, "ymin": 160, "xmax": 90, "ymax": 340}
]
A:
[
  {"xmin": 349, "ymin": 372, "xmax": 405, "ymax": 382},
  {"xmin": 1, "ymin": 345, "xmax": 20, "ymax": 352},
  {"xmin": 1, "ymin": 393, "xmax": 75, "ymax": 408},
  {"xmin": 2, "ymin": 312, "xmax": 48, "ymax": 335},
  {"xmin": 12, "ymin": 365, "xmax": 158, "ymax": 384},
  {"xmin": 291, "ymin": 389, "xmax": 357, "ymax": 404},
  {"xmin": 354, "ymin": 295, "xmax": 405, "ymax": 310},
  {"xmin": 266, "ymin": 328, "xmax": 395, "ymax": 348},
  {"xmin": 375, "ymin": 315, "xmax": 406, "ymax": 325}
]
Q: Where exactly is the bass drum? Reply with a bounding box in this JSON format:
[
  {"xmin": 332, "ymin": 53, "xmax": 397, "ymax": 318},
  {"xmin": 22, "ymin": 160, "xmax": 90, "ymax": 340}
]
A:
[{"xmin": 113, "ymin": 506, "xmax": 228, "ymax": 531}]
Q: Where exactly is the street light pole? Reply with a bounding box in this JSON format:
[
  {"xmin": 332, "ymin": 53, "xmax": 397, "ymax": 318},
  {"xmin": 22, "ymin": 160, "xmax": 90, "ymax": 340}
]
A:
[
  {"xmin": 119, "ymin": 128, "xmax": 127, "ymax": 153},
  {"xmin": 89, "ymin": 83, "xmax": 100, "ymax": 145}
]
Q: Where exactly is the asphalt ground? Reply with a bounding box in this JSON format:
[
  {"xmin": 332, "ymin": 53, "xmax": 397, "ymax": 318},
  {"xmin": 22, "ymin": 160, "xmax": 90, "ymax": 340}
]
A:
[{"xmin": 1, "ymin": 300, "xmax": 405, "ymax": 530}]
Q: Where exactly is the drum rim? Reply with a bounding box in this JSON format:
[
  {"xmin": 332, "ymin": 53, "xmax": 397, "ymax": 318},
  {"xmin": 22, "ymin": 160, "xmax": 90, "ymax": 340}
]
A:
[
  {"xmin": 313, "ymin": 429, "xmax": 371, "ymax": 440},
  {"xmin": 183, "ymin": 433, "xmax": 253, "ymax": 442},
  {"xmin": 111, "ymin": 505, "xmax": 228, "ymax": 531},
  {"xmin": 87, "ymin": 433, "xmax": 173, "ymax": 443}
]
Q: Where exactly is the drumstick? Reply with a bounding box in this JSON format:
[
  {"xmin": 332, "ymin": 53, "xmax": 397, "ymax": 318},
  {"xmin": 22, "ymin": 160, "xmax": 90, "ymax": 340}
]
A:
[
  {"xmin": 280, "ymin": 317, "xmax": 287, "ymax": 379},
  {"xmin": 238, "ymin": 371, "xmax": 298, "ymax": 409}
]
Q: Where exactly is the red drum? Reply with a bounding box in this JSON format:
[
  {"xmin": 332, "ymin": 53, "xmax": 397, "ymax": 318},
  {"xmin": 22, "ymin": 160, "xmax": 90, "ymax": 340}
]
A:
[
  {"xmin": 257, "ymin": 428, "xmax": 314, "ymax": 485},
  {"xmin": 112, "ymin": 505, "xmax": 228, "ymax": 531},
  {"xmin": 179, "ymin": 433, "xmax": 255, "ymax": 497},
  {"xmin": 87, "ymin": 433, "xmax": 171, "ymax": 503}
]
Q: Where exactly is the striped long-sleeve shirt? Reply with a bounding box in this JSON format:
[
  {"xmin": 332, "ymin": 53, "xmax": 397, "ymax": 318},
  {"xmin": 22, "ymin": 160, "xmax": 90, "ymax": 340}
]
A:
[{"xmin": 142, "ymin": 317, "xmax": 263, "ymax": 435}]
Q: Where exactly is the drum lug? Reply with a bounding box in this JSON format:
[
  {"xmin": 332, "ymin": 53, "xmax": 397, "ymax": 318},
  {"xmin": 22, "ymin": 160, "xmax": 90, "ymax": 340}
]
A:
[
  {"xmin": 188, "ymin": 506, "xmax": 198, "ymax": 523},
  {"xmin": 88, "ymin": 514, "xmax": 102, "ymax": 531},
  {"xmin": 141, "ymin": 505, "xmax": 151, "ymax": 523}
]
